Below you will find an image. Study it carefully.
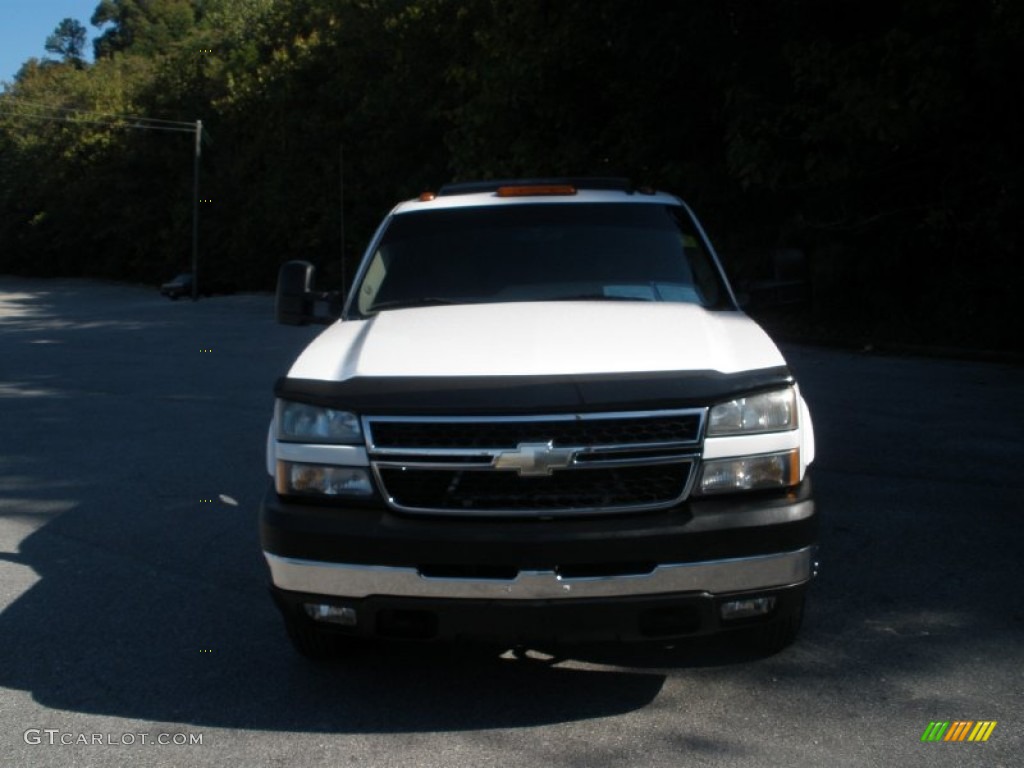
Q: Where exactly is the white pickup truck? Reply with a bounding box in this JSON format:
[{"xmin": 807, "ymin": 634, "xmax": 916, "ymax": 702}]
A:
[{"xmin": 261, "ymin": 178, "xmax": 817, "ymax": 658}]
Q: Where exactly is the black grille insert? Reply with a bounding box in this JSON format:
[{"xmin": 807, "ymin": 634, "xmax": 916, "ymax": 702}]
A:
[{"xmin": 377, "ymin": 462, "xmax": 691, "ymax": 513}]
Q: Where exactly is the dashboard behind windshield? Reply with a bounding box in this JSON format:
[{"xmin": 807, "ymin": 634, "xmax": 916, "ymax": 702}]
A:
[{"xmin": 353, "ymin": 203, "xmax": 731, "ymax": 316}]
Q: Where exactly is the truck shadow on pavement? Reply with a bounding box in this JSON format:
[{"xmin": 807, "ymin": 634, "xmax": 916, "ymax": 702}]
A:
[{"xmin": 0, "ymin": 520, "xmax": 678, "ymax": 731}]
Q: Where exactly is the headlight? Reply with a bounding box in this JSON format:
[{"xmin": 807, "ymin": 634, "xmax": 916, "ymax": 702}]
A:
[
  {"xmin": 707, "ymin": 388, "xmax": 796, "ymax": 436},
  {"xmin": 697, "ymin": 450, "xmax": 799, "ymax": 495},
  {"xmin": 276, "ymin": 400, "xmax": 362, "ymax": 443},
  {"xmin": 276, "ymin": 462, "xmax": 374, "ymax": 497}
]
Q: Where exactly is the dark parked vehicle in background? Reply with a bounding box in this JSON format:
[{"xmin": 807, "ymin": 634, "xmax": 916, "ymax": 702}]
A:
[
  {"xmin": 159, "ymin": 273, "xmax": 237, "ymax": 300},
  {"xmin": 160, "ymin": 273, "xmax": 193, "ymax": 300}
]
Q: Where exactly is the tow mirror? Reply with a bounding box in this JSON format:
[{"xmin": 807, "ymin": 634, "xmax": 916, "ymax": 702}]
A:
[{"xmin": 276, "ymin": 260, "xmax": 344, "ymax": 325}]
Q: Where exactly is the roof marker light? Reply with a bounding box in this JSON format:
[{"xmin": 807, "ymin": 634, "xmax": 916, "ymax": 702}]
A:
[
  {"xmin": 496, "ymin": 184, "xmax": 577, "ymax": 197},
  {"xmin": 418, "ymin": 191, "xmax": 437, "ymax": 202}
]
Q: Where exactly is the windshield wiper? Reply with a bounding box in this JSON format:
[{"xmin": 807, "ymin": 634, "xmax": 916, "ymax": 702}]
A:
[
  {"xmin": 369, "ymin": 297, "xmax": 477, "ymax": 311},
  {"xmin": 549, "ymin": 293, "xmax": 655, "ymax": 302}
]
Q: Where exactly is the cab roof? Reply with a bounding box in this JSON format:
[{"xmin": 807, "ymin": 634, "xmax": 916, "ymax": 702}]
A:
[
  {"xmin": 437, "ymin": 177, "xmax": 636, "ymax": 196},
  {"xmin": 393, "ymin": 177, "xmax": 682, "ymax": 214}
]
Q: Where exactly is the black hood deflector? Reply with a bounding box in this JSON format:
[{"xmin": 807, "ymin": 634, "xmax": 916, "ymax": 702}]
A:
[{"xmin": 274, "ymin": 367, "xmax": 792, "ymax": 415}]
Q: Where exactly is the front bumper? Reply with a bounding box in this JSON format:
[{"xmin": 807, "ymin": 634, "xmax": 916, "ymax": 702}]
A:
[
  {"xmin": 266, "ymin": 546, "xmax": 815, "ymax": 601},
  {"xmin": 260, "ymin": 478, "xmax": 816, "ymax": 642}
]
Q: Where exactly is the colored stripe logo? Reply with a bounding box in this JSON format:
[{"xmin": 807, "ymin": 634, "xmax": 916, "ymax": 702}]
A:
[{"xmin": 921, "ymin": 721, "xmax": 997, "ymax": 742}]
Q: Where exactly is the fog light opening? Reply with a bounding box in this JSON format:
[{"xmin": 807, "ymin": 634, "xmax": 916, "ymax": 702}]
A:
[
  {"xmin": 720, "ymin": 596, "xmax": 776, "ymax": 621},
  {"xmin": 303, "ymin": 603, "xmax": 358, "ymax": 626}
]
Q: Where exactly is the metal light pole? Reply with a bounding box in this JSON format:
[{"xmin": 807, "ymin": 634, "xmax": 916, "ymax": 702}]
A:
[{"xmin": 191, "ymin": 119, "xmax": 202, "ymax": 301}]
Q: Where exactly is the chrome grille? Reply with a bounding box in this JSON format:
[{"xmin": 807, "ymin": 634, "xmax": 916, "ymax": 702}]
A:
[{"xmin": 364, "ymin": 410, "xmax": 704, "ymax": 517}]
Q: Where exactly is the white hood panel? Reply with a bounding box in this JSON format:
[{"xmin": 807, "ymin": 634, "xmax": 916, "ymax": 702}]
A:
[{"xmin": 287, "ymin": 302, "xmax": 785, "ymax": 381}]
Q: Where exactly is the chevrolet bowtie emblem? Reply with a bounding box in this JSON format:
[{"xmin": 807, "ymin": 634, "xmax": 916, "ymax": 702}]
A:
[{"xmin": 491, "ymin": 441, "xmax": 576, "ymax": 477}]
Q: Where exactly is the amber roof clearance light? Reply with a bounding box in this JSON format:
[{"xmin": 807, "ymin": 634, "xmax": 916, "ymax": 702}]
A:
[{"xmin": 496, "ymin": 184, "xmax": 577, "ymax": 197}]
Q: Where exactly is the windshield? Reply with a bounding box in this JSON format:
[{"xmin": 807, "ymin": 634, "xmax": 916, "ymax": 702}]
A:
[{"xmin": 353, "ymin": 203, "xmax": 731, "ymax": 316}]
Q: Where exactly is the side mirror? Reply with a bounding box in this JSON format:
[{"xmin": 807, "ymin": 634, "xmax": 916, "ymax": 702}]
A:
[{"xmin": 276, "ymin": 260, "xmax": 316, "ymax": 325}]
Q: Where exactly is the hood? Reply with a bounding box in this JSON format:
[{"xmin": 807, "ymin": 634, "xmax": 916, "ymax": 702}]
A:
[{"xmin": 287, "ymin": 302, "xmax": 785, "ymax": 382}]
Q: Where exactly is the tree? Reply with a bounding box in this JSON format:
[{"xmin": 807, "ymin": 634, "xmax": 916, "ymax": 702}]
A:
[
  {"xmin": 45, "ymin": 18, "xmax": 87, "ymax": 66},
  {"xmin": 92, "ymin": 0, "xmax": 197, "ymax": 59}
]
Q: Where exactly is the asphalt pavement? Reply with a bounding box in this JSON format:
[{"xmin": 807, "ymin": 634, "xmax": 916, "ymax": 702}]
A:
[{"xmin": 1, "ymin": 276, "xmax": 1021, "ymax": 767}]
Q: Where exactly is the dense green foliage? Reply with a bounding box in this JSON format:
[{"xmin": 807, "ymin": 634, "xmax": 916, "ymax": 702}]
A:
[{"xmin": 1, "ymin": 0, "xmax": 1020, "ymax": 350}]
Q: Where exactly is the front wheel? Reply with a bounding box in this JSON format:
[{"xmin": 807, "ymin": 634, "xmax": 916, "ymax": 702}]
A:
[{"xmin": 744, "ymin": 596, "xmax": 804, "ymax": 655}]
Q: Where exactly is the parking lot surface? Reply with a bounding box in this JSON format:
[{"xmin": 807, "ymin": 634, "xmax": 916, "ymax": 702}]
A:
[{"xmin": 1, "ymin": 277, "xmax": 1021, "ymax": 767}]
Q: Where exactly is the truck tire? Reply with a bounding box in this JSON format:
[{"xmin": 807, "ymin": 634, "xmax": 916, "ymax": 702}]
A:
[{"xmin": 746, "ymin": 597, "xmax": 804, "ymax": 655}]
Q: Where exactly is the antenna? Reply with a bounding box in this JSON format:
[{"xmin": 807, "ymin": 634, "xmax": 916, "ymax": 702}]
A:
[{"xmin": 339, "ymin": 143, "xmax": 346, "ymax": 309}]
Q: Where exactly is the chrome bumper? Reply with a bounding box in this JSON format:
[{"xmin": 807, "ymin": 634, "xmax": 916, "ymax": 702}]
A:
[{"xmin": 265, "ymin": 546, "xmax": 817, "ymax": 601}]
